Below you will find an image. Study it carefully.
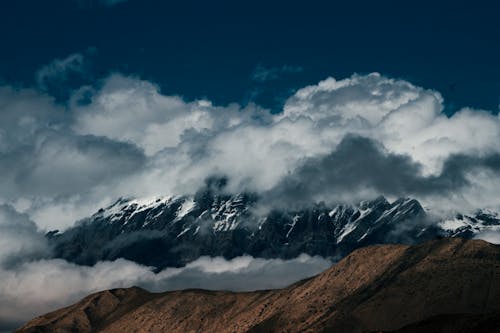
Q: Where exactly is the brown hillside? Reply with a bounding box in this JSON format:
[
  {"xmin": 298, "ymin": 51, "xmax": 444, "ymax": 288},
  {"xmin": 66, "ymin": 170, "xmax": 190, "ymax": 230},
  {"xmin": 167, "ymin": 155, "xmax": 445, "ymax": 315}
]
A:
[{"xmin": 17, "ymin": 238, "xmax": 500, "ymax": 333}]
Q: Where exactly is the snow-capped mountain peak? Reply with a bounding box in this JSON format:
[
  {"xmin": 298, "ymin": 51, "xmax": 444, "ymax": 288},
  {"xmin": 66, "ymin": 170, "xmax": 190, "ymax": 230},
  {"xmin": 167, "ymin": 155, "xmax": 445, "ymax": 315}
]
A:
[{"xmin": 50, "ymin": 192, "xmax": 500, "ymax": 269}]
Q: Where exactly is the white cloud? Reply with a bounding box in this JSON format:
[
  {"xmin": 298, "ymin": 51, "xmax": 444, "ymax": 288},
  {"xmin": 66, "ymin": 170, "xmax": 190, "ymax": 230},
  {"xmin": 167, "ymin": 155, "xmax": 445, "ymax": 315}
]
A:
[
  {"xmin": 0, "ymin": 86, "xmax": 66, "ymax": 154},
  {"xmin": 73, "ymin": 74, "xmax": 269, "ymax": 155},
  {"xmin": 0, "ymin": 206, "xmax": 331, "ymax": 331},
  {"xmin": 282, "ymin": 73, "xmax": 425, "ymax": 125},
  {"xmin": 0, "ymin": 205, "xmax": 50, "ymax": 267},
  {"xmin": 474, "ymin": 231, "xmax": 500, "ymax": 244},
  {"xmin": 281, "ymin": 73, "xmax": 500, "ymax": 177},
  {"xmin": 2, "ymin": 69, "xmax": 500, "ymax": 330},
  {"xmin": 0, "ymin": 254, "xmax": 330, "ymax": 330},
  {"xmin": 1, "ymin": 71, "xmax": 500, "ymax": 229}
]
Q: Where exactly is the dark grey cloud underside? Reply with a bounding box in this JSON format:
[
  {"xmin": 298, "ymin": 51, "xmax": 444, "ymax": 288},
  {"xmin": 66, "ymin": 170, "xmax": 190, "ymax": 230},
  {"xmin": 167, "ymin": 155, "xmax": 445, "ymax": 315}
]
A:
[
  {"xmin": 0, "ymin": 132, "xmax": 146, "ymax": 198},
  {"xmin": 265, "ymin": 135, "xmax": 500, "ymax": 207}
]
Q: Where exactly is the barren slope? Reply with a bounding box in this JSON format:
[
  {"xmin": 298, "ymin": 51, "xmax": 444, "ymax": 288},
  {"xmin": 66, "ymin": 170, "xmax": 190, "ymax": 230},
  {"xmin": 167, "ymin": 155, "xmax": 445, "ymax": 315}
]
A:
[{"xmin": 17, "ymin": 238, "xmax": 500, "ymax": 333}]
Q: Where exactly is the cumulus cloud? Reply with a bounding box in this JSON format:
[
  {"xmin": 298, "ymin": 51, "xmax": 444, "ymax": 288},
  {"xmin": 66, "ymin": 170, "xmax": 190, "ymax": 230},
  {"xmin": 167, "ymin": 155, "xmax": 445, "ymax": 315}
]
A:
[
  {"xmin": 72, "ymin": 74, "xmax": 269, "ymax": 155},
  {"xmin": 0, "ymin": 205, "xmax": 50, "ymax": 268},
  {"xmin": 282, "ymin": 74, "xmax": 500, "ymax": 174},
  {"xmin": 0, "ymin": 85, "xmax": 146, "ymax": 229},
  {"xmin": 3, "ymin": 64, "xmax": 500, "ymax": 329},
  {"xmin": 1, "ymin": 70, "xmax": 500, "ymax": 229},
  {"xmin": 0, "ymin": 86, "xmax": 66, "ymax": 154},
  {"xmin": 264, "ymin": 135, "xmax": 500, "ymax": 209},
  {"xmin": 6, "ymin": 132, "xmax": 144, "ymax": 196}
]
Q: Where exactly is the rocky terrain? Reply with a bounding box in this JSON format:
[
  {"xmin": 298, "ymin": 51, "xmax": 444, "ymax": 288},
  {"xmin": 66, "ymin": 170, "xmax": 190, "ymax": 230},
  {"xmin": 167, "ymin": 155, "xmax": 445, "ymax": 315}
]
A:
[
  {"xmin": 49, "ymin": 181, "xmax": 500, "ymax": 269},
  {"xmin": 18, "ymin": 238, "xmax": 500, "ymax": 333}
]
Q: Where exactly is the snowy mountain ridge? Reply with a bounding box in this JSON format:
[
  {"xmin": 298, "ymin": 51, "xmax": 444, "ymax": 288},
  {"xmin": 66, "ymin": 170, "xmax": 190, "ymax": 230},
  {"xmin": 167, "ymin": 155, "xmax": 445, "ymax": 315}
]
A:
[{"xmin": 49, "ymin": 190, "xmax": 500, "ymax": 269}]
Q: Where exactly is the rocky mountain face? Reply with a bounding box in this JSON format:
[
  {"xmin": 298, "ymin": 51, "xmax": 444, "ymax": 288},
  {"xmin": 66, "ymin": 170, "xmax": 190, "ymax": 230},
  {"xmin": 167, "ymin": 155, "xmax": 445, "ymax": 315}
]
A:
[
  {"xmin": 17, "ymin": 238, "xmax": 500, "ymax": 333},
  {"xmin": 49, "ymin": 184, "xmax": 500, "ymax": 269}
]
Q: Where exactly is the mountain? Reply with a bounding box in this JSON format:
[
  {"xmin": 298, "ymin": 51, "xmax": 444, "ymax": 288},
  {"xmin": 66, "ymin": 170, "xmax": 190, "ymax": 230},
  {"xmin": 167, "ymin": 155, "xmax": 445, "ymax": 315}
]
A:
[
  {"xmin": 17, "ymin": 238, "xmax": 500, "ymax": 333},
  {"xmin": 48, "ymin": 185, "xmax": 500, "ymax": 269}
]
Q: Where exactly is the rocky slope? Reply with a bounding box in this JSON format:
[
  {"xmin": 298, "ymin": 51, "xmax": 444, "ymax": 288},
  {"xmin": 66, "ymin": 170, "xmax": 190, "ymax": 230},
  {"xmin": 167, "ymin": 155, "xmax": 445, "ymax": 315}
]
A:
[
  {"xmin": 49, "ymin": 183, "xmax": 500, "ymax": 269},
  {"xmin": 18, "ymin": 238, "xmax": 500, "ymax": 333}
]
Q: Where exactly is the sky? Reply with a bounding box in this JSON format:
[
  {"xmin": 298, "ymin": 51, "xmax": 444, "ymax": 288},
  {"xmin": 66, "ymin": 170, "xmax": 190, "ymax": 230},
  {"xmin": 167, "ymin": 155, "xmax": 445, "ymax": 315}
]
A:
[
  {"xmin": 0, "ymin": 0, "xmax": 500, "ymax": 330},
  {"xmin": 0, "ymin": 0, "xmax": 499, "ymax": 112}
]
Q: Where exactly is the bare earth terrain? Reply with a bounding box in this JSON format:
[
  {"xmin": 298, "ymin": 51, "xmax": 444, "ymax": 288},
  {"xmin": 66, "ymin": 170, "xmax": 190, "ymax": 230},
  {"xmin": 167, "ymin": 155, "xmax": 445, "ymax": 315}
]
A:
[{"xmin": 17, "ymin": 238, "xmax": 500, "ymax": 333}]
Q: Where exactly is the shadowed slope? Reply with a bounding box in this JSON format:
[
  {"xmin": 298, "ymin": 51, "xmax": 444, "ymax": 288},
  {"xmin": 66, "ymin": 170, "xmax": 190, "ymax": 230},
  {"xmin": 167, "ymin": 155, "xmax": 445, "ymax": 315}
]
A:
[{"xmin": 17, "ymin": 238, "xmax": 500, "ymax": 333}]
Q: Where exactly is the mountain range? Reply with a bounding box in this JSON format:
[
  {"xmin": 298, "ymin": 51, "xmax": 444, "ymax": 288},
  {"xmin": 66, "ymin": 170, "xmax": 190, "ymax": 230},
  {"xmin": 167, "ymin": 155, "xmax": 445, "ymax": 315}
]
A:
[
  {"xmin": 17, "ymin": 238, "xmax": 500, "ymax": 333},
  {"xmin": 49, "ymin": 183, "xmax": 500, "ymax": 269}
]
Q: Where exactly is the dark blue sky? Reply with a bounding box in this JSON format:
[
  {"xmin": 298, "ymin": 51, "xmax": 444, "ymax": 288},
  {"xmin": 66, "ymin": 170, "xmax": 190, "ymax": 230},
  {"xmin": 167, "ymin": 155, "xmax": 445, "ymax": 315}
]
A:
[{"xmin": 0, "ymin": 0, "xmax": 498, "ymax": 112}]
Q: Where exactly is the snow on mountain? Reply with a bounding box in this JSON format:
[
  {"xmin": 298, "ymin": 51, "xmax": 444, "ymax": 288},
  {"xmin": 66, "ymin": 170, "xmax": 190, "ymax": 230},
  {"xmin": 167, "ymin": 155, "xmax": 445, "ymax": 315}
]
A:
[
  {"xmin": 49, "ymin": 190, "xmax": 500, "ymax": 269},
  {"xmin": 439, "ymin": 210, "xmax": 500, "ymax": 238}
]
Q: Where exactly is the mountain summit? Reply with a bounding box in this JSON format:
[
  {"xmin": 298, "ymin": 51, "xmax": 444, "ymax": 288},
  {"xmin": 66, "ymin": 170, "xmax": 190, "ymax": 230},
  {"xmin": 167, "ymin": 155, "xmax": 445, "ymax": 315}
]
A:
[{"xmin": 49, "ymin": 189, "xmax": 500, "ymax": 269}]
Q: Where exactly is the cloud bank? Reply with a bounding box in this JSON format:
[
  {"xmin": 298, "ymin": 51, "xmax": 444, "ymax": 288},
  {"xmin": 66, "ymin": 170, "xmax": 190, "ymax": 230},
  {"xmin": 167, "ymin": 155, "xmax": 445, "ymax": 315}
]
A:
[
  {"xmin": 1, "ymin": 254, "xmax": 331, "ymax": 330},
  {"xmin": 2, "ymin": 60, "xmax": 500, "ymax": 329},
  {"xmin": 264, "ymin": 135, "xmax": 500, "ymax": 209},
  {"xmin": 0, "ymin": 205, "xmax": 331, "ymax": 330},
  {"xmin": 2, "ymin": 71, "xmax": 500, "ymax": 230}
]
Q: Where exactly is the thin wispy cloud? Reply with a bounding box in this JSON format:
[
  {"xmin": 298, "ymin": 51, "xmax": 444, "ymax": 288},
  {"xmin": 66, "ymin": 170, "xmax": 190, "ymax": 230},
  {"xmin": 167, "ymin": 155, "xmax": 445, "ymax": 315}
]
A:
[
  {"xmin": 251, "ymin": 64, "xmax": 303, "ymax": 82},
  {"xmin": 35, "ymin": 53, "xmax": 86, "ymax": 91}
]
